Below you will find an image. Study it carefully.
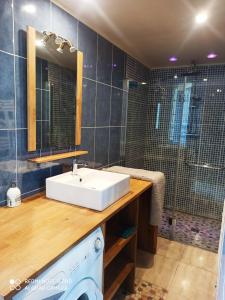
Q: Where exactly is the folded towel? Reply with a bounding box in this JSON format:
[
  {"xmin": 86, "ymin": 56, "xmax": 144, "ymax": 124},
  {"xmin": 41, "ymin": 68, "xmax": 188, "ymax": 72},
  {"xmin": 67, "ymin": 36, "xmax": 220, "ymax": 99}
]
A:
[{"xmin": 104, "ymin": 166, "xmax": 165, "ymax": 226}]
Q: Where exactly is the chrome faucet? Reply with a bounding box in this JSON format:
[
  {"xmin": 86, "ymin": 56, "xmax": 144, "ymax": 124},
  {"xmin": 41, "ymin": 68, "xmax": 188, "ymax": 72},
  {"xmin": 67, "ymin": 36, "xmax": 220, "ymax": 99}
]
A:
[{"xmin": 72, "ymin": 159, "xmax": 87, "ymax": 175}]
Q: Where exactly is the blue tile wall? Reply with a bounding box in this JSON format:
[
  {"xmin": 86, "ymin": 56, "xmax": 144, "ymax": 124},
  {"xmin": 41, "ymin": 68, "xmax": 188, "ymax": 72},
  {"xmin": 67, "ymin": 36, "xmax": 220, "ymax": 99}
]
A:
[
  {"xmin": 78, "ymin": 22, "xmax": 97, "ymax": 80},
  {"xmin": 0, "ymin": 130, "xmax": 16, "ymax": 203},
  {"xmin": 0, "ymin": 0, "xmax": 13, "ymax": 53},
  {"xmin": 95, "ymin": 127, "xmax": 110, "ymax": 166},
  {"xmin": 51, "ymin": 3, "xmax": 78, "ymax": 49},
  {"xmin": 14, "ymin": 0, "xmax": 51, "ymax": 57},
  {"xmin": 112, "ymin": 46, "xmax": 125, "ymax": 89},
  {"xmin": 15, "ymin": 56, "xmax": 27, "ymax": 129},
  {"xmin": 82, "ymin": 79, "xmax": 96, "ymax": 127},
  {"xmin": 97, "ymin": 36, "xmax": 112, "ymax": 85},
  {"xmin": 0, "ymin": 51, "xmax": 15, "ymax": 130},
  {"xmin": 0, "ymin": 0, "xmax": 131, "ymax": 205},
  {"xmin": 96, "ymin": 83, "xmax": 111, "ymax": 127}
]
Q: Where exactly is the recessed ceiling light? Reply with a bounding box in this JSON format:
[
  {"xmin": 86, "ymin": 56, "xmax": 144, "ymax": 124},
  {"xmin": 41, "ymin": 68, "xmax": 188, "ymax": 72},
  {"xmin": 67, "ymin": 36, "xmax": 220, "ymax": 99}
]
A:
[
  {"xmin": 141, "ymin": 82, "xmax": 147, "ymax": 85},
  {"xmin": 207, "ymin": 53, "xmax": 217, "ymax": 59},
  {"xmin": 174, "ymin": 75, "xmax": 178, "ymax": 79},
  {"xmin": 169, "ymin": 56, "xmax": 177, "ymax": 62},
  {"xmin": 195, "ymin": 12, "xmax": 208, "ymax": 24},
  {"xmin": 203, "ymin": 78, "xmax": 208, "ymax": 81},
  {"xmin": 22, "ymin": 4, "xmax": 36, "ymax": 14}
]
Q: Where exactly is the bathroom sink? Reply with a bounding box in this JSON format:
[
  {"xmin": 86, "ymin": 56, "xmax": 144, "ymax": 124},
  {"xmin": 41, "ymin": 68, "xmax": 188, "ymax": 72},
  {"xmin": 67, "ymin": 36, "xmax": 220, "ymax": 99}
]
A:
[{"xmin": 46, "ymin": 168, "xmax": 130, "ymax": 211}]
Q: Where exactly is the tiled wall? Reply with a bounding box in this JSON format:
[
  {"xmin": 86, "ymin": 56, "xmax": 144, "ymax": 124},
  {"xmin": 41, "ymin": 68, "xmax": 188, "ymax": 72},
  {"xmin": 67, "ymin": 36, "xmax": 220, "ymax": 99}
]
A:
[
  {"xmin": 145, "ymin": 64, "xmax": 225, "ymax": 220},
  {"xmin": 124, "ymin": 56, "xmax": 149, "ymax": 168},
  {"xmin": 0, "ymin": 0, "xmax": 130, "ymax": 205}
]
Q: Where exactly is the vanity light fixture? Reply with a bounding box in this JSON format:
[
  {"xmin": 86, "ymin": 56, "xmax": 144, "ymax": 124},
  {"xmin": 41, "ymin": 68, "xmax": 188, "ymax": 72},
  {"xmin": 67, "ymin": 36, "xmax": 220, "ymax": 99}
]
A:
[
  {"xmin": 55, "ymin": 36, "xmax": 64, "ymax": 45},
  {"xmin": 41, "ymin": 31, "xmax": 56, "ymax": 46},
  {"xmin": 41, "ymin": 30, "xmax": 77, "ymax": 54},
  {"xmin": 66, "ymin": 40, "xmax": 76, "ymax": 53}
]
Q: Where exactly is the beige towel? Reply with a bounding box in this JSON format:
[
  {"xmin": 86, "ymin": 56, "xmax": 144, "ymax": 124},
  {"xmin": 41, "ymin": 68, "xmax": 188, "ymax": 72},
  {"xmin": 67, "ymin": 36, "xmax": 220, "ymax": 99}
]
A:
[{"xmin": 104, "ymin": 166, "xmax": 165, "ymax": 226}]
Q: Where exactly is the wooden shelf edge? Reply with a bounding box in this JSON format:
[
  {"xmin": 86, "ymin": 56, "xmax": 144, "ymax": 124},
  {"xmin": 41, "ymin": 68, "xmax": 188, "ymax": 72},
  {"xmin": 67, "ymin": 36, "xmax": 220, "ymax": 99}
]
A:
[
  {"xmin": 28, "ymin": 150, "xmax": 88, "ymax": 163},
  {"xmin": 104, "ymin": 232, "xmax": 136, "ymax": 268},
  {"xmin": 104, "ymin": 261, "xmax": 134, "ymax": 300}
]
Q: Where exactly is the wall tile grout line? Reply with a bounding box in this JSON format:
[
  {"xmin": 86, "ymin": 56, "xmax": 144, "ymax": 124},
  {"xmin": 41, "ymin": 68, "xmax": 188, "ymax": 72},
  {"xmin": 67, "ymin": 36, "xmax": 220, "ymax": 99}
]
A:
[{"xmin": 83, "ymin": 76, "xmax": 128, "ymax": 92}]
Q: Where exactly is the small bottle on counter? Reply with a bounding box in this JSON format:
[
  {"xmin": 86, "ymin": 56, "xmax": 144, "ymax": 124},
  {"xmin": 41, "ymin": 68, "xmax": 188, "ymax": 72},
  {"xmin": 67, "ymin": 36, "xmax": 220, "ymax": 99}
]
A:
[{"xmin": 7, "ymin": 183, "xmax": 21, "ymax": 208}]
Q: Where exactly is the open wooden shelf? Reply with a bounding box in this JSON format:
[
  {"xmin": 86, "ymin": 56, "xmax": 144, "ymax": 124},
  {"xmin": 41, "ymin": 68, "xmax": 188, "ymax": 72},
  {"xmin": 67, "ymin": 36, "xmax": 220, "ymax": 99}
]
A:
[
  {"xmin": 28, "ymin": 150, "xmax": 88, "ymax": 163},
  {"xmin": 104, "ymin": 232, "xmax": 136, "ymax": 268},
  {"xmin": 104, "ymin": 255, "xmax": 134, "ymax": 300}
]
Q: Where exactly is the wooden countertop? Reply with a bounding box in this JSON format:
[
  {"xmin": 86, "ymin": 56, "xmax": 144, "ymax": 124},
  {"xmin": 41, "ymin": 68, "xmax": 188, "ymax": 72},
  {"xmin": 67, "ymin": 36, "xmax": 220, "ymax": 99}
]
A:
[{"xmin": 0, "ymin": 179, "xmax": 152, "ymax": 299}]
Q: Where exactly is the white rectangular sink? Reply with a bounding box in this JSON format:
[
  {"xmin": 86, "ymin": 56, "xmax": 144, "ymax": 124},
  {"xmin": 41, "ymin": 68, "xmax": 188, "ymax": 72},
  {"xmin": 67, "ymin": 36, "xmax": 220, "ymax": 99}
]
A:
[{"xmin": 46, "ymin": 168, "xmax": 130, "ymax": 211}]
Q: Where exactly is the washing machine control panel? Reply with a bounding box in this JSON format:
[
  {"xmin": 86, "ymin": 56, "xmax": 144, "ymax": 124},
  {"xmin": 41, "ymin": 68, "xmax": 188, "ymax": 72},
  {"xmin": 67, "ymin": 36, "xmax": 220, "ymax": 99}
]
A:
[{"xmin": 69, "ymin": 230, "xmax": 104, "ymax": 276}]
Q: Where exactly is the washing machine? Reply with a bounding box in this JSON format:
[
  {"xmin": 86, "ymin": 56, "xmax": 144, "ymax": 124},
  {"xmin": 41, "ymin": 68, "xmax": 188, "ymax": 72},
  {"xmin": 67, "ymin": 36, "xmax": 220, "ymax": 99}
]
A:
[{"xmin": 13, "ymin": 227, "xmax": 104, "ymax": 300}]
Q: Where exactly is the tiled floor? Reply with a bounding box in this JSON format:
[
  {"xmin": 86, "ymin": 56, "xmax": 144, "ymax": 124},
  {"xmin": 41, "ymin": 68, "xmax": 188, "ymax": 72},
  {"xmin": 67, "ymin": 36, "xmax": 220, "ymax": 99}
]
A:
[
  {"xmin": 135, "ymin": 237, "xmax": 218, "ymax": 300},
  {"xmin": 159, "ymin": 209, "xmax": 221, "ymax": 252}
]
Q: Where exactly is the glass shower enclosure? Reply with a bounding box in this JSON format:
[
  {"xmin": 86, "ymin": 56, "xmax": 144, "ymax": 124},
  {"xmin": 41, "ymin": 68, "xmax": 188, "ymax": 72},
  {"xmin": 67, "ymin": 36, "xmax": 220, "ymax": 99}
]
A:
[{"xmin": 143, "ymin": 65, "xmax": 225, "ymax": 248}]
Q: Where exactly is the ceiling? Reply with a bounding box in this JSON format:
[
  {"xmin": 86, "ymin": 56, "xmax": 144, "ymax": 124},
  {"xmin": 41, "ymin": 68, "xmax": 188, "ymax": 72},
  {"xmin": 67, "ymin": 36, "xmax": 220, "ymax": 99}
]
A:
[{"xmin": 53, "ymin": 0, "xmax": 225, "ymax": 68}]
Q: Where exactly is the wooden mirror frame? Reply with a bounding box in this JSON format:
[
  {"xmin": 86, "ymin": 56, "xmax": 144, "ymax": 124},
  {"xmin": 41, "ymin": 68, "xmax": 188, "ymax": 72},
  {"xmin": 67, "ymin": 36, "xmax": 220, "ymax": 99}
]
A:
[{"xmin": 27, "ymin": 26, "xmax": 83, "ymax": 151}]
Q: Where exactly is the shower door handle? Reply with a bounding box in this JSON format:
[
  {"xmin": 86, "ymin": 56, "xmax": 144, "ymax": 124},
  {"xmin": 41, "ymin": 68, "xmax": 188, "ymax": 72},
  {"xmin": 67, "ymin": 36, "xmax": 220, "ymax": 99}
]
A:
[{"xmin": 184, "ymin": 161, "xmax": 225, "ymax": 170}]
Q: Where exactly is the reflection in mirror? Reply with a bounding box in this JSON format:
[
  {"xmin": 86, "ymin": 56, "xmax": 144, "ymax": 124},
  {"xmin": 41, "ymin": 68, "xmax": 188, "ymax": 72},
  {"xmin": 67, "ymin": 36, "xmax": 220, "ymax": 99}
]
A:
[{"xmin": 35, "ymin": 30, "xmax": 76, "ymax": 150}]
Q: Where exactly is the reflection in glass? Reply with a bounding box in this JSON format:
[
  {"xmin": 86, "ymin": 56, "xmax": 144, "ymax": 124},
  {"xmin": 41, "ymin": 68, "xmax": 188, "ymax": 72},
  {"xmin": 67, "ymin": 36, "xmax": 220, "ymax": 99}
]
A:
[{"xmin": 35, "ymin": 30, "xmax": 76, "ymax": 150}]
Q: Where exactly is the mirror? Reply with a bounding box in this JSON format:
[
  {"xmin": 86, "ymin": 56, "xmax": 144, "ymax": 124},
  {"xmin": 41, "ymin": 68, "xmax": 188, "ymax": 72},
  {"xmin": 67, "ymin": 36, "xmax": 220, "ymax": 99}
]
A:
[{"xmin": 27, "ymin": 26, "xmax": 83, "ymax": 151}]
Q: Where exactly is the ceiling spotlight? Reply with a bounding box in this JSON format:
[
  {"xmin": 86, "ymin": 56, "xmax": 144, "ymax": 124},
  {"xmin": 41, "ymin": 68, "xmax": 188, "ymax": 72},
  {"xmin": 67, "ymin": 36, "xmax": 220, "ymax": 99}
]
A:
[
  {"xmin": 22, "ymin": 4, "xmax": 36, "ymax": 14},
  {"xmin": 207, "ymin": 53, "xmax": 217, "ymax": 59},
  {"xmin": 40, "ymin": 35, "xmax": 50, "ymax": 46},
  {"xmin": 174, "ymin": 75, "xmax": 178, "ymax": 79},
  {"xmin": 141, "ymin": 82, "xmax": 147, "ymax": 85},
  {"xmin": 55, "ymin": 36, "xmax": 64, "ymax": 45},
  {"xmin": 56, "ymin": 43, "xmax": 65, "ymax": 54},
  {"xmin": 41, "ymin": 31, "xmax": 56, "ymax": 46},
  {"xmin": 169, "ymin": 56, "xmax": 177, "ymax": 62},
  {"xmin": 195, "ymin": 12, "xmax": 208, "ymax": 24},
  {"xmin": 65, "ymin": 39, "xmax": 76, "ymax": 53},
  {"xmin": 70, "ymin": 46, "xmax": 76, "ymax": 53},
  {"xmin": 203, "ymin": 78, "xmax": 208, "ymax": 81},
  {"xmin": 36, "ymin": 39, "xmax": 44, "ymax": 47}
]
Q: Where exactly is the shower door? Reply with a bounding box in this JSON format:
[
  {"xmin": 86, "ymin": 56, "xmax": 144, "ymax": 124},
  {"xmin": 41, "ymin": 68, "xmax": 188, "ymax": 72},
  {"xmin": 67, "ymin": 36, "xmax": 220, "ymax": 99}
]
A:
[
  {"xmin": 145, "ymin": 65, "xmax": 225, "ymax": 221},
  {"xmin": 174, "ymin": 70, "xmax": 225, "ymax": 220}
]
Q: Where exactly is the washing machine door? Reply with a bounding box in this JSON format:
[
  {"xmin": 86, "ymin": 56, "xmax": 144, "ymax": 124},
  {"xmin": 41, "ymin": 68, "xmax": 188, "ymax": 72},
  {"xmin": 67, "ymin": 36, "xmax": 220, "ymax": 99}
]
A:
[{"xmin": 65, "ymin": 278, "xmax": 103, "ymax": 300}]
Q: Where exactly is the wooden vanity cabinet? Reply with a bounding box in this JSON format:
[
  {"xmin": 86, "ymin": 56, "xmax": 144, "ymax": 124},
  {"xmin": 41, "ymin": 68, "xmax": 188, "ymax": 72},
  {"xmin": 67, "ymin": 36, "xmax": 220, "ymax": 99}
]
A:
[{"xmin": 103, "ymin": 187, "xmax": 154, "ymax": 299}]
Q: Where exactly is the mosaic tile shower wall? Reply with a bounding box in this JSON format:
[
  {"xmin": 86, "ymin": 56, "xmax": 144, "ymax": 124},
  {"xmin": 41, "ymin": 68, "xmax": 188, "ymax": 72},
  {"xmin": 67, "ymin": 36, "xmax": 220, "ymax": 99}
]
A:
[
  {"xmin": 145, "ymin": 64, "xmax": 225, "ymax": 220},
  {"xmin": 124, "ymin": 56, "xmax": 149, "ymax": 168}
]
